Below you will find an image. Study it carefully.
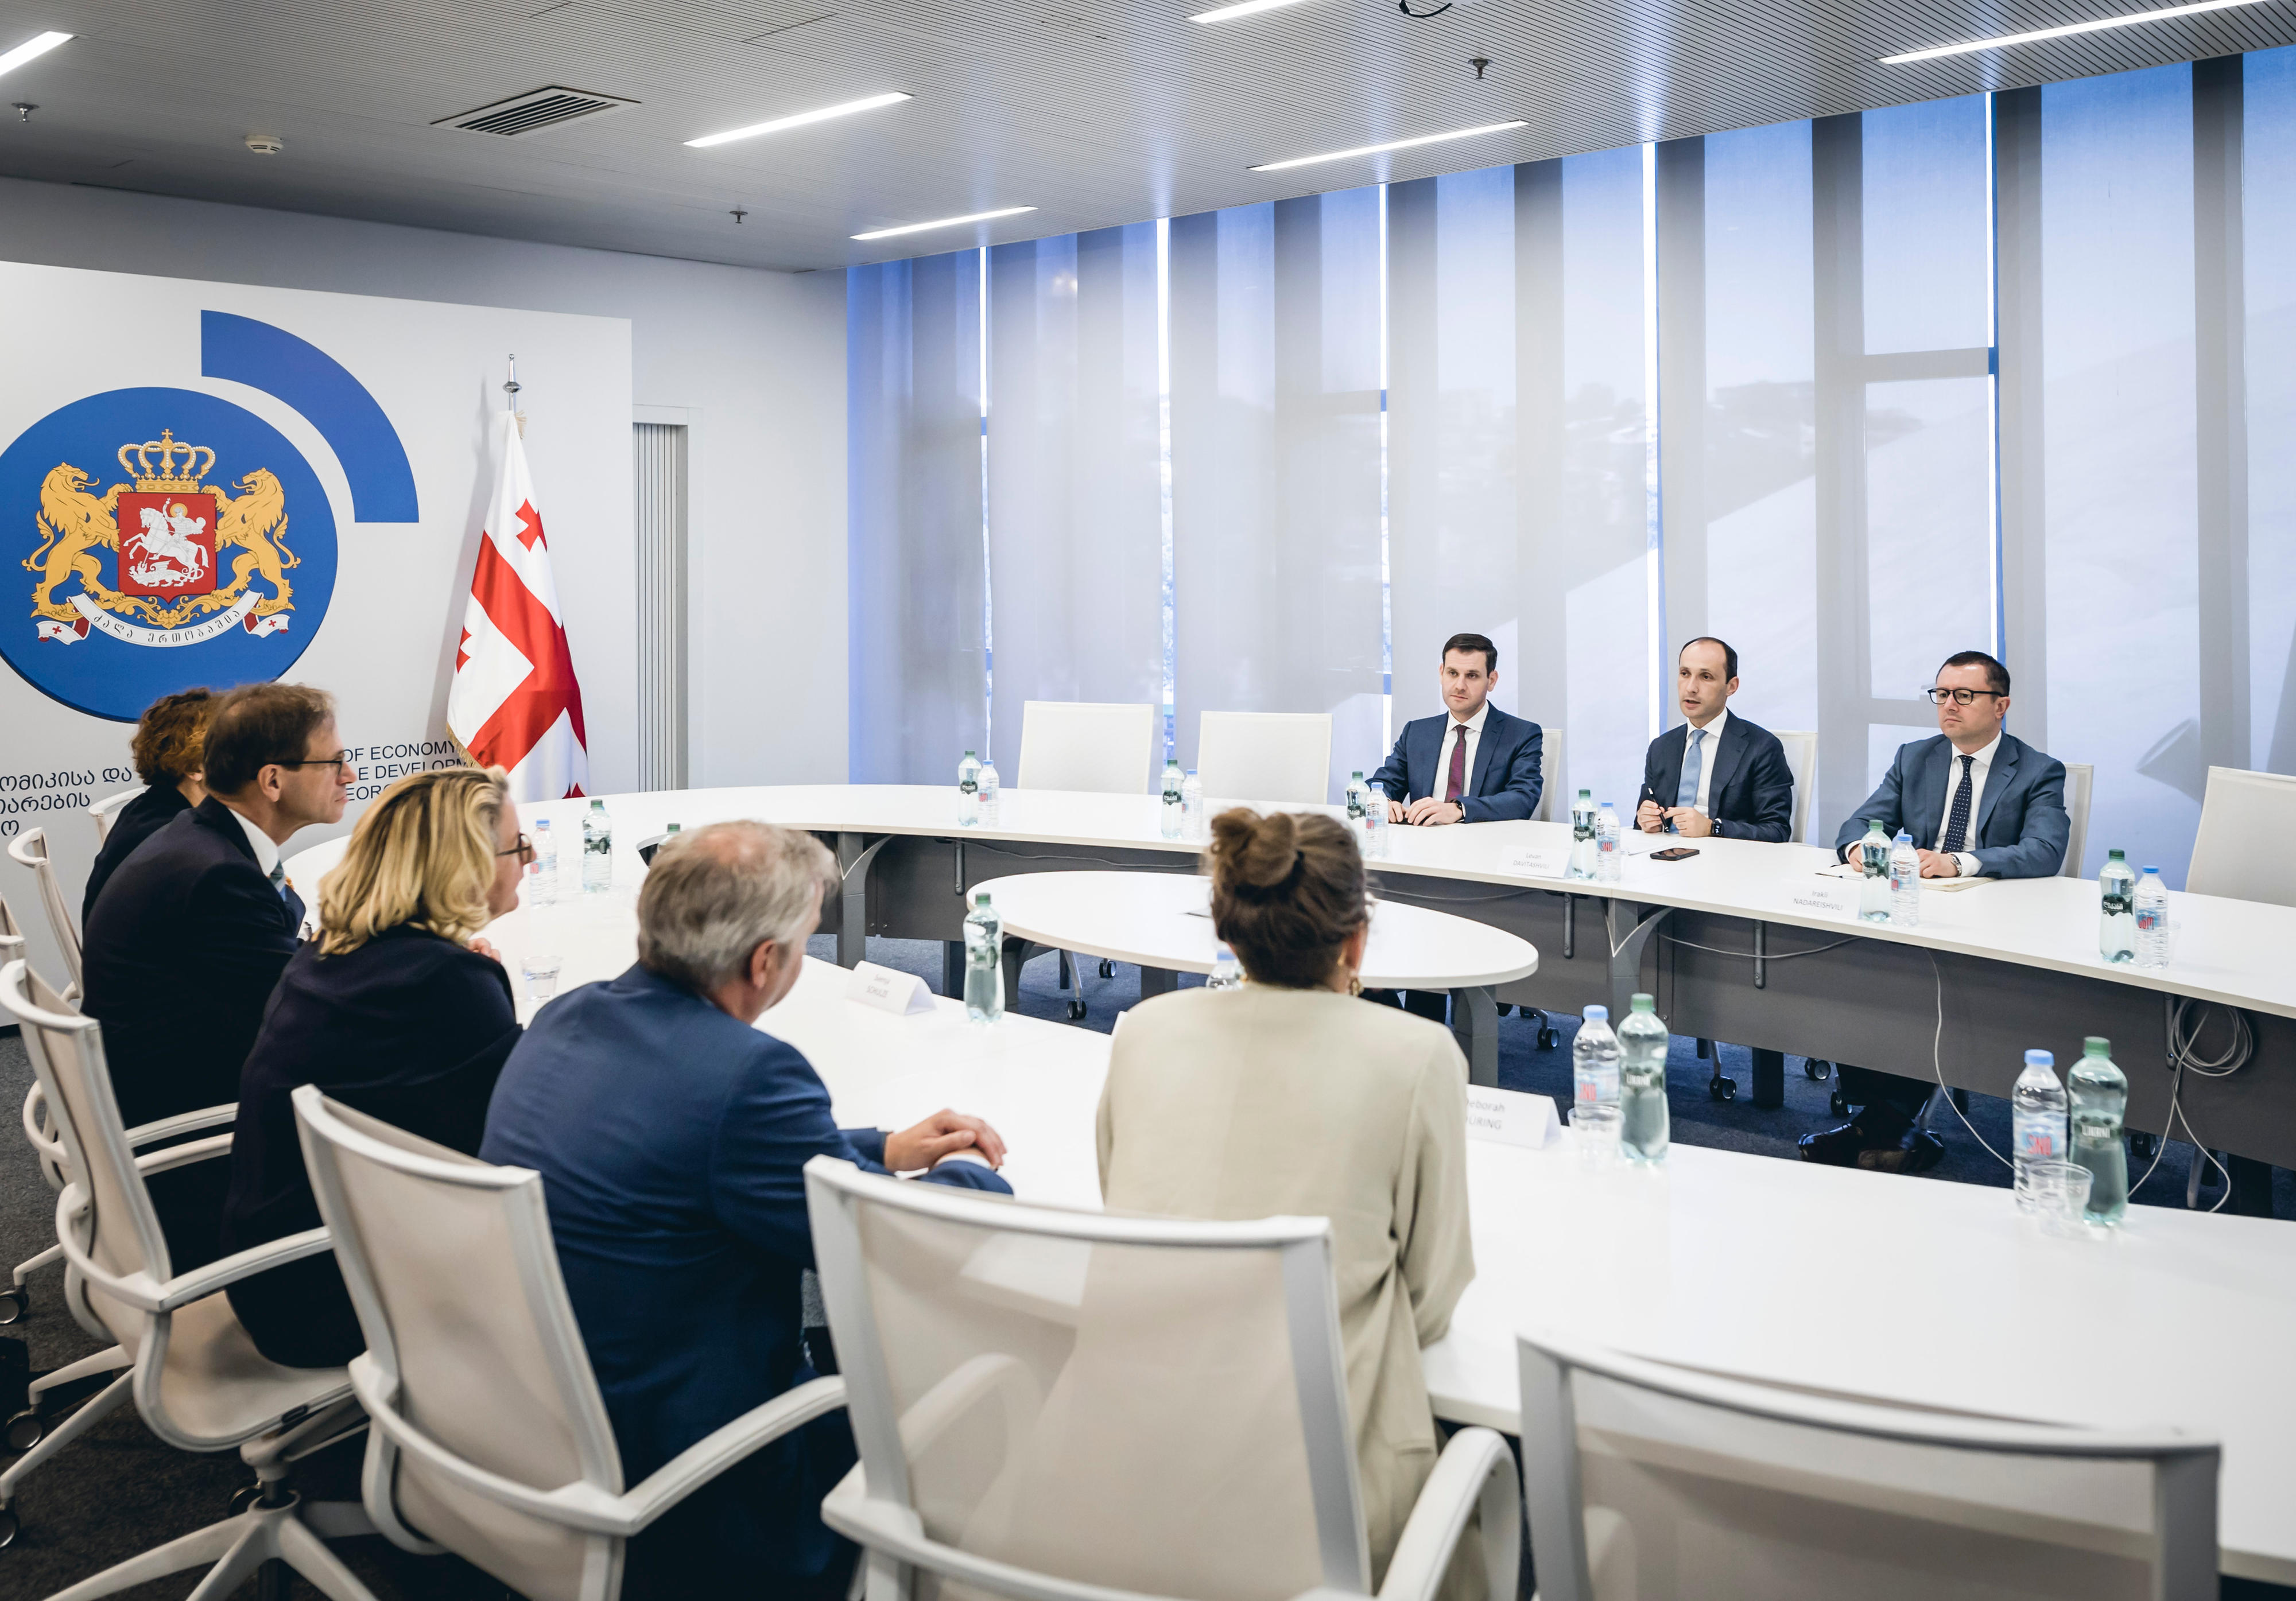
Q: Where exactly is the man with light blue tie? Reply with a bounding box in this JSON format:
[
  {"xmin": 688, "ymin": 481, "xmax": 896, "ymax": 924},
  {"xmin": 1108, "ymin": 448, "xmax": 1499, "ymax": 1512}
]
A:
[
  {"xmin": 1634, "ymin": 638, "xmax": 1795, "ymax": 844},
  {"xmin": 1368, "ymin": 632, "xmax": 1545, "ymax": 826},
  {"xmin": 1802, "ymin": 650, "xmax": 2070, "ymax": 1172}
]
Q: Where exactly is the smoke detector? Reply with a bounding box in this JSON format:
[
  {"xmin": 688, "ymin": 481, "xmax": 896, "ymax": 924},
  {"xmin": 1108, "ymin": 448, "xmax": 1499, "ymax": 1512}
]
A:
[
  {"xmin": 245, "ymin": 133, "xmax": 284, "ymax": 155},
  {"xmin": 435, "ymin": 86, "xmax": 637, "ymax": 138}
]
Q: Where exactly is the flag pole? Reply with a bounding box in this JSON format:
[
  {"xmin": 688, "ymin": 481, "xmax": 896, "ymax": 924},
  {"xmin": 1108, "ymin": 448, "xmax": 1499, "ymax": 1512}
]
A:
[{"xmin": 505, "ymin": 354, "xmax": 525, "ymax": 437}]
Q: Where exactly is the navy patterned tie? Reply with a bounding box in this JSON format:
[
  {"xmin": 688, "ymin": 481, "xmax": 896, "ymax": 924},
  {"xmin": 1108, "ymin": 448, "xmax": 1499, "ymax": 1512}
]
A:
[{"xmin": 1940, "ymin": 755, "xmax": 1976, "ymax": 856}]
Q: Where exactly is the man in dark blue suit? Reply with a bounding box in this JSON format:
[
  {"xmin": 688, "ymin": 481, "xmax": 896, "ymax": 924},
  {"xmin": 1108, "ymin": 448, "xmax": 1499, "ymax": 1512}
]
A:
[
  {"xmin": 1368, "ymin": 632, "xmax": 1545, "ymax": 825},
  {"xmin": 1804, "ymin": 650, "xmax": 2071, "ymax": 1172},
  {"xmin": 483, "ymin": 821, "xmax": 1011, "ymax": 1597},
  {"xmin": 1634, "ymin": 637, "xmax": 1796, "ymax": 844}
]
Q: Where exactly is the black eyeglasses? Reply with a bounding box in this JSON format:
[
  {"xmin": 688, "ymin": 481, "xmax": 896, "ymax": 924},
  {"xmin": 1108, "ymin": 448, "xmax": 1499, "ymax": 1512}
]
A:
[
  {"xmin": 274, "ymin": 751, "xmax": 353, "ymax": 775},
  {"xmin": 1923, "ymin": 687, "xmax": 2005, "ymax": 707},
  {"xmin": 498, "ymin": 833, "xmax": 536, "ymax": 865}
]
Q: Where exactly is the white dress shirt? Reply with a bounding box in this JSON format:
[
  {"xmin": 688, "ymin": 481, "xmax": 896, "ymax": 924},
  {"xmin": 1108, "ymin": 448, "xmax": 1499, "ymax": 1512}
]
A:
[
  {"xmin": 226, "ymin": 804, "xmax": 283, "ymax": 879},
  {"xmin": 1933, "ymin": 732, "xmax": 2001, "ymax": 878},
  {"xmin": 1676, "ymin": 708, "xmax": 1729, "ymax": 816},
  {"xmin": 1439, "ymin": 702, "xmax": 1489, "ymax": 806}
]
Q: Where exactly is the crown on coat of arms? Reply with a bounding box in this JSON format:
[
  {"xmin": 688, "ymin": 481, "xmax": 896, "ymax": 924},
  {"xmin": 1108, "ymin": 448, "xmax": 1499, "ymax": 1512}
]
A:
[{"xmin": 114, "ymin": 430, "xmax": 216, "ymax": 493}]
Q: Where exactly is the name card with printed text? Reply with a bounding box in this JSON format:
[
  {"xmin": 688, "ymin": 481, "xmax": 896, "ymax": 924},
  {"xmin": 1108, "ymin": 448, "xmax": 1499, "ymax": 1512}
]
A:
[
  {"xmin": 848, "ymin": 961, "xmax": 935, "ymax": 1017},
  {"xmin": 1465, "ymin": 1087, "xmax": 1562, "ymax": 1151},
  {"xmin": 1506, "ymin": 851, "xmax": 1565, "ymax": 879}
]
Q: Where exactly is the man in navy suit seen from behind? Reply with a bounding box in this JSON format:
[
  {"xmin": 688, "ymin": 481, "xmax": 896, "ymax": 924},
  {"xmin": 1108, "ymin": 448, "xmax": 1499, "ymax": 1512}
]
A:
[
  {"xmin": 1805, "ymin": 649, "xmax": 2070, "ymax": 1173},
  {"xmin": 1368, "ymin": 631, "xmax": 1545, "ymax": 826},
  {"xmin": 482, "ymin": 821, "xmax": 1011, "ymax": 1598}
]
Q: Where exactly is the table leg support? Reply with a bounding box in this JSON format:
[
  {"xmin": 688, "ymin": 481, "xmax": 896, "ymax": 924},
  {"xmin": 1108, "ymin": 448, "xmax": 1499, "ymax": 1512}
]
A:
[
  {"xmin": 1000, "ymin": 936, "xmax": 1028, "ymax": 1011},
  {"xmin": 943, "ymin": 941, "xmax": 965, "ymax": 1000},
  {"xmin": 1450, "ymin": 985, "xmax": 1499, "ymax": 1088},
  {"xmin": 836, "ymin": 834, "xmax": 889, "ymax": 970},
  {"xmin": 1140, "ymin": 966, "xmax": 1178, "ymax": 1001},
  {"xmin": 1603, "ymin": 900, "xmax": 1674, "ymax": 1019},
  {"xmin": 1749, "ymin": 1048, "xmax": 1785, "ymax": 1109}
]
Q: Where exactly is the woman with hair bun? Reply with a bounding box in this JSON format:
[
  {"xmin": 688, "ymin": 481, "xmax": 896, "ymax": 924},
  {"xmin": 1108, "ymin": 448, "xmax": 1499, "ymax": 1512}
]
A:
[
  {"xmin": 1096, "ymin": 806, "xmax": 1474, "ymax": 1590},
  {"xmin": 82, "ymin": 686, "xmax": 214, "ymax": 923}
]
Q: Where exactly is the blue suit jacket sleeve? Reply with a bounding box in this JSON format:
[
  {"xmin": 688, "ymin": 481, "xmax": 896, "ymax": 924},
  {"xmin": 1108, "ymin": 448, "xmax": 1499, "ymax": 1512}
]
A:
[
  {"xmin": 1972, "ymin": 753, "xmax": 2071, "ymax": 880},
  {"xmin": 1834, "ymin": 759, "xmax": 1910, "ymax": 861},
  {"xmin": 1461, "ymin": 720, "xmax": 1542, "ymax": 823},
  {"xmin": 1716, "ymin": 733, "xmax": 1796, "ymax": 844},
  {"xmin": 1367, "ymin": 728, "xmax": 1415, "ymax": 802}
]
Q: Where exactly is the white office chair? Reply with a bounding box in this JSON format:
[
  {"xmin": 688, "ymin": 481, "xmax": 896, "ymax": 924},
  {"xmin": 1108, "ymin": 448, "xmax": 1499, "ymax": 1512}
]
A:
[
  {"xmin": 88, "ymin": 784, "xmax": 148, "ymax": 845},
  {"xmin": 0, "ymin": 958, "xmax": 378, "ymax": 1586},
  {"xmin": 806, "ymin": 1155, "xmax": 1519, "ymax": 1601},
  {"xmin": 293, "ymin": 1085, "xmax": 847, "ymax": 1601},
  {"xmin": 1535, "ymin": 725, "xmax": 1565, "ymax": 823},
  {"xmin": 0, "ymin": 893, "xmax": 57, "ymax": 1330},
  {"xmin": 7, "ymin": 827, "xmax": 81, "ymax": 997},
  {"xmin": 2058, "ymin": 761, "xmax": 2095, "ymax": 880},
  {"xmin": 1015, "ymin": 701, "xmax": 1157, "ymax": 795},
  {"xmin": 1517, "ymin": 1327, "xmax": 2218, "ymax": 1601},
  {"xmin": 2188, "ymin": 765, "xmax": 2296, "ymax": 906},
  {"xmin": 1196, "ymin": 710, "xmax": 1333, "ymax": 806},
  {"xmin": 1774, "ymin": 730, "xmax": 1817, "ymax": 845}
]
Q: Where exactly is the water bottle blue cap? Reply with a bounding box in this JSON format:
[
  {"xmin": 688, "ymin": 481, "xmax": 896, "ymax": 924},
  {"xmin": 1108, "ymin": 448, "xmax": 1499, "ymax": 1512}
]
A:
[
  {"xmin": 2143, "ymin": 865, "xmax": 2161, "ymax": 875},
  {"xmin": 1215, "ymin": 942, "xmax": 1234, "ymax": 957},
  {"xmin": 1602, "ymin": 800, "xmax": 1617, "ymax": 807},
  {"xmin": 1895, "ymin": 830, "xmax": 1911, "ymax": 842},
  {"xmin": 1583, "ymin": 1005, "xmax": 1608, "ymax": 1022},
  {"xmin": 2024, "ymin": 1049, "xmax": 2053, "ymax": 1067}
]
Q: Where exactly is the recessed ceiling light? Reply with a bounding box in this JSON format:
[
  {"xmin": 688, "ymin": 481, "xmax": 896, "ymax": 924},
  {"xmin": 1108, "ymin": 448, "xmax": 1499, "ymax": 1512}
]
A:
[
  {"xmin": 1880, "ymin": 0, "xmax": 2270, "ymax": 63},
  {"xmin": 852, "ymin": 206, "xmax": 1037, "ymax": 241},
  {"xmin": 1190, "ymin": 0, "xmax": 1312, "ymax": 22},
  {"xmin": 1248, "ymin": 119, "xmax": 1529, "ymax": 173},
  {"xmin": 686, "ymin": 91, "xmax": 911, "ymax": 149},
  {"xmin": 0, "ymin": 30, "xmax": 71, "ymax": 79}
]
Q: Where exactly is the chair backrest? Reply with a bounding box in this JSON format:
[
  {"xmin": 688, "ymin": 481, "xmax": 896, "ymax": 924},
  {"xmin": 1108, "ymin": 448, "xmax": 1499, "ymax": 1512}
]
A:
[
  {"xmin": 1196, "ymin": 712, "xmax": 1333, "ymax": 806},
  {"xmin": 1015, "ymin": 702, "xmax": 1157, "ymax": 795},
  {"xmin": 2059, "ymin": 761, "xmax": 2095, "ymax": 880},
  {"xmin": 7, "ymin": 827, "xmax": 81, "ymax": 992},
  {"xmin": 2188, "ymin": 766, "xmax": 2296, "ymax": 904},
  {"xmin": 89, "ymin": 785, "xmax": 149, "ymax": 844},
  {"xmin": 293, "ymin": 1086, "xmax": 629, "ymax": 1601},
  {"xmin": 1, "ymin": 893, "xmax": 70, "ymax": 1195},
  {"xmin": 805, "ymin": 1156, "xmax": 1370, "ymax": 1601},
  {"xmin": 1535, "ymin": 724, "xmax": 1565, "ymax": 823},
  {"xmin": 1773, "ymin": 730, "xmax": 1817, "ymax": 845},
  {"xmin": 1518, "ymin": 1328, "xmax": 2219, "ymax": 1601}
]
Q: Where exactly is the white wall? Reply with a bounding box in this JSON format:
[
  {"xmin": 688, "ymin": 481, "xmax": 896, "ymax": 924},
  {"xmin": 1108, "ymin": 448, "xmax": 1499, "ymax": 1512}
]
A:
[{"xmin": 0, "ymin": 174, "xmax": 848, "ymax": 792}]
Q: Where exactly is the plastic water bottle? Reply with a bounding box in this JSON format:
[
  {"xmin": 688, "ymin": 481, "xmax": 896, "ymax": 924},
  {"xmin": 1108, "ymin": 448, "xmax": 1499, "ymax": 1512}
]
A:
[
  {"xmin": 528, "ymin": 818, "xmax": 558, "ymax": 906},
  {"xmin": 1565, "ymin": 790, "xmax": 1598, "ymax": 881},
  {"xmin": 957, "ymin": 750, "xmax": 981, "ymax": 827},
  {"xmin": 1345, "ymin": 771, "xmax": 1367, "ymax": 836},
  {"xmin": 2011, "ymin": 1048, "xmax": 2069, "ymax": 1213},
  {"xmin": 1182, "ymin": 769, "xmax": 1204, "ymax": 841},
  {"xmin": 1207, "ymin": 942, "xmax": 1242, "ymax": 990},
  {"xmin": 963, "ymin": 892, "xmax": 1003, "ymax": 1024},
  {"xmin": 2069, "ymin": 1036, "xmax": 2128, "ymax": 1226},
  {"xmin": 1363, "ymin": 782, "xmax": 1388, "ymax": 859},
  {"xmin": 2099, "ymin": 849, "xmax": 2136, "ymax": 963},
  {"xmin": 1855, "ymin": 820, "xmax": 1891, "ymax": 922},
  {"xmin": 581, "ymin": 798, "xmax": 612, "ymax": 895},
  {"xmin": 1595, "ymin": 802, "xmax": 1623, "ymax": 883},
  {"xmin": 1888, "ymin": 830, "xmax": 1920, "ymax": 927},
  {"xmin": 978, "ymin": 756, "xmax": 1000, "ymax": 828},
  {"xmin": 1572, "ymin": 1004, "xmax": 1620, "ymax": 1114},
  {"xmin": 1617, "ymin": 993, "xmax": 1670, "ymax": 1163},
  {"xmin": 2135, "ymin": 866, "xmax": 2170, "ymax": 970},
  {"xmin": 1159, "ymin": 759, "xmax": 1185, "ymax": 840}
]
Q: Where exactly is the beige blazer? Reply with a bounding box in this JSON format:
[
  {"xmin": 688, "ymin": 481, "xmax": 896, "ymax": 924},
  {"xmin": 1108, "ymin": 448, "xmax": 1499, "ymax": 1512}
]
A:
[{"xmin": 1097, "ymin": 983, "xmax": 1474, "ymax": 1584}]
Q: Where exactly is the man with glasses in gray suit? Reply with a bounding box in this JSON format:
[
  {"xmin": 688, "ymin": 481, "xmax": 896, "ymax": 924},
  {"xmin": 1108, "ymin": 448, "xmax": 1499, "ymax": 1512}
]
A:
[{"xmin": 1801, "ymin": 650, "xmax": 2070, "ymax": 1172}]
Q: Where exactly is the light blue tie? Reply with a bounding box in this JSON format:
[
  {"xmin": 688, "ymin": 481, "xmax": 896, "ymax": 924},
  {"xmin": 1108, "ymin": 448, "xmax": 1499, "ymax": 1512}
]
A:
[
  {"xmin": 1676, "ymin": 727, "xmax": 1704, "ymax": 811},
  {"xmin": 268, "ymin": 861, "xmax": 288, "ymax": 899}
]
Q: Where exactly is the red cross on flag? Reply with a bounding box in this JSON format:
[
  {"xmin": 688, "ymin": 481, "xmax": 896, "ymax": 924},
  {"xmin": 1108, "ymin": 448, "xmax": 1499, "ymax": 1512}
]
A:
[{"xmin": 447, "ymin": 412, "xmax": 589, "ymax": 801}]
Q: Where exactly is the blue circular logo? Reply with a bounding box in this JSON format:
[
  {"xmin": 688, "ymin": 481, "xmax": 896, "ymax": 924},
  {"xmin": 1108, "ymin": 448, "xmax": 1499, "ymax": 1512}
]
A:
[{"xmin": 0, "ymin": 387, "xmax": 336, "ymax": 721}]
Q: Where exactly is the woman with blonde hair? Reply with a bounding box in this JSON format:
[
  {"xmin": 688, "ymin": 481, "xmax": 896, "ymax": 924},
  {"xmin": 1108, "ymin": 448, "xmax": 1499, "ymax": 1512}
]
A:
[
  {"xmin": 1097, "ymin": 807, "xmax": 1475, "ymax": 1592},
  {"xmin": 220, "ymin": 764, "xmax": 529, "ymax": 1367}
]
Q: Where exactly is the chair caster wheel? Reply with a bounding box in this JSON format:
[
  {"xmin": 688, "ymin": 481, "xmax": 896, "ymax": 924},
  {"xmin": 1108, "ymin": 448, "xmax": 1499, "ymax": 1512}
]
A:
[
  {"xmin": 1709, "ymin": 1077, "xmax": 1737, "ymax": 1102},
  {"xmin": 1536, "ymin": 1027, "xmax": 1559, "ymax": 1051},
  {"xmin": 2128, "ymin": 1130, "xmax": 2157, "ymax": 1160},
  {"xmin": 0, "ymin": 1506, "xmax": 18, "ymax": 1547},
  {"xmin": 1066, "ymin": 1000, "xmax": 1087, "ymax": 1021},
  {"xmin": 5, "ymin": 1409, "xmax": 42, "ymax": 1451},
  {"xmin": 1099, "ymin": 959, "xmax": 1114, "ymax": 979},
  {"xmin": 1829, "ymin": 1089, "xmax": 1849, "ymax": 1117},
  {"xmin": 0, "ymin": 1288, "xmax": 25, "ymax": 1326},
  {"xmin": 1804, "ymin": 1059, "xmax": 1832, "ymax": 1081}
]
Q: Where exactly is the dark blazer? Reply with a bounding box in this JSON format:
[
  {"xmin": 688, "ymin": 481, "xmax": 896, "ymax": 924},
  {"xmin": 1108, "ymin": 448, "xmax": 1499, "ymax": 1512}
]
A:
[
  {"xmin": 223, "ymin": 926, "xmax": 521, "ymax": 1368},
  {"xmin": 1367, "ymin": 706, "xmax": 1545, "ymax": 823},
  {"xmin": 1833, "ymin": 732, "xmax": 2070, "ymax": 880},
  {"xmin": 1636, "ymin": 715, "xmax": 1797, "ymax": 844},
  {"xmin": 480, "ymin": 963, "xmax": 1011, "ymax": 1589},
  {"xmin": 82, "ymin": 783, "xmax": 191, "ymax": 926},
  {"xmin": 80, "ymin": 796, "xmax": 305, "ymax": 1131}
]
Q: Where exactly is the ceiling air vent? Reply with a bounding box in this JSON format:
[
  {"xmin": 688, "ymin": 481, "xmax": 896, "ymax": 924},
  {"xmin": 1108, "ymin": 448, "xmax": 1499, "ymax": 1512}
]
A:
[{"xmin": 436, "ymin": 86, "xmax": 636, "ymax": 138}]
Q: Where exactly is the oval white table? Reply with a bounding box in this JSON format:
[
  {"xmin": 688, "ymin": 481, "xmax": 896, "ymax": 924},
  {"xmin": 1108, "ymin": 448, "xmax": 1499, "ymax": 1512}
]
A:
[{"xmin": 974, "ymin": 870, "xmax": 1538, "ymax": 1085}]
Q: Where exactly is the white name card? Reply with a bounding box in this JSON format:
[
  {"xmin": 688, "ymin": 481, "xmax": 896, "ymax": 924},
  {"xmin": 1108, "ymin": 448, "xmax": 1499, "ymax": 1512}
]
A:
[
  {"xmin": 1786, "ymin": 881, "xmax": 1858, "ymax": 918},
  {"xmin": 1465, "ymin": 1087, "xmax": 1562, "ymax": 1151},
  {"xmin": 848, "ymin": 961, "xmax": 935, "ymax": 1017},
  {"xmin": 1506, "ymin": 851, "xmax": 1565, "ymax": 879}
]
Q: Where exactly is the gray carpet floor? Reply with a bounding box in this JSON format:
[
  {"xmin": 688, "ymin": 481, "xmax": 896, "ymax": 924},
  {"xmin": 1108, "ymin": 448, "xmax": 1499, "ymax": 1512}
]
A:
[{"xmin": 2, "ymin": 942, "xmax": 2288, "ymax": 1598}]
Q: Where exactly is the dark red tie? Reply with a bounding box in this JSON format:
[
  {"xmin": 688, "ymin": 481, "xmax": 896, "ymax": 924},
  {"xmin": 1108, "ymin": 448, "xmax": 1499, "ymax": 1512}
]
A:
[{"xmin": 1445, "ymin": 724, "xmax": 1470, "ymax": 802}]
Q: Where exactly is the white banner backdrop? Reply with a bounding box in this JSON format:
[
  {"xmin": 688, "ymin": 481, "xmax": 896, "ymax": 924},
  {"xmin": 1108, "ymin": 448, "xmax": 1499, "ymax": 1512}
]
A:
[{"xmin": 0, "ymin": 263, "xmax": 632, "ymax": 985}]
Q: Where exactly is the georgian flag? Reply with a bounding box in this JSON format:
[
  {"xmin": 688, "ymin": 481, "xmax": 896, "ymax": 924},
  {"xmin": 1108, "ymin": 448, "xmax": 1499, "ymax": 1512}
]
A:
[{"xmin": 447, "ymin": 412, "xmax": 589, "ymax": 801}]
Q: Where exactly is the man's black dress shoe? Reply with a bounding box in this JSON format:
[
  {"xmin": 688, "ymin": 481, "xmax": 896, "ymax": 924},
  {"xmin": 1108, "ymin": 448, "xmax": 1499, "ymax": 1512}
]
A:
[
  {"xmin": 1859, "ymin": 1130, "xmax": 1947, "ymax": 1175},
  {"xmin": 1797, "ymin": 1121, "xmax": 1885, "ymax": 1167}
]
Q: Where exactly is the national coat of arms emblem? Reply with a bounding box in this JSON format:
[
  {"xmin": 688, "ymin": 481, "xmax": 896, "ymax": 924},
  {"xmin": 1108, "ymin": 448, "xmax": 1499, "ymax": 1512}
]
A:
[{"xmin": 25, "ymin": 428, "xmax": 297, "ymax": 647}]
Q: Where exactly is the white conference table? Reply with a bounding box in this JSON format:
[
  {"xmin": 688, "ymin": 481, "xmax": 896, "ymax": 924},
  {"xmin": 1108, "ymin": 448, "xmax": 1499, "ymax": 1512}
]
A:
[
  {"xmin": 974, "ymin": 871, "xmax": 1539, "ymax": 1081},
  {"xmin": 276, "ymin": 835, "xmax": 2296, "ymax": 1585}
]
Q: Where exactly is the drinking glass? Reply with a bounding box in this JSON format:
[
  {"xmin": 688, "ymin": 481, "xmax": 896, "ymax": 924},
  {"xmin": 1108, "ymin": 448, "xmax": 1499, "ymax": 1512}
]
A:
[
  {"xmin": 2030, "ymin": 1160, "xmax": 2096, "ymax": 1238},
  {"xmin": 521, "ymin": 953, "xmax": 563, "ymax": 1004}
]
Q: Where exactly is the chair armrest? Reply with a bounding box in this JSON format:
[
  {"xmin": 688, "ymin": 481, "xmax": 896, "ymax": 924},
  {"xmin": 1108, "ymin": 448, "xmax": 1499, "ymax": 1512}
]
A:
[
  {"xmin": 123, "ymin": 1102, "xmax": 240, "ymax": 1148},
  {"xmin": 1378, "ymin": 1426, "xmax": 1521, "ymax": 1601},
  {"xmin": 134, "ymin": 1132, "xmax": 232, "ymax": 1176},
  {"xmin": 154, "ymin": 1226, "xmax": 333, "ymax": 1311},
  {"xmin": 617, "ymin": 1376, "xmax": 848, "ymax": 1530}
]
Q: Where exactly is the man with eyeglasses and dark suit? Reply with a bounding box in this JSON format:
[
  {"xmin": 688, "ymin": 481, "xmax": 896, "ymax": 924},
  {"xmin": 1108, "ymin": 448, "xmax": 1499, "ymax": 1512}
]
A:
[{"xmin": 1801, "ymin": 650, "xmax": 2070, "ymax": 1173}]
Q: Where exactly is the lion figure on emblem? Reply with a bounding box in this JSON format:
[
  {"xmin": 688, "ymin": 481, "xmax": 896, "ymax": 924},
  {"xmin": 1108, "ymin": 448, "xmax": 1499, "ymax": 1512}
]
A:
[{"xmin": 27, "ymin": 461, "xmax": 297, "ymax": 628}]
